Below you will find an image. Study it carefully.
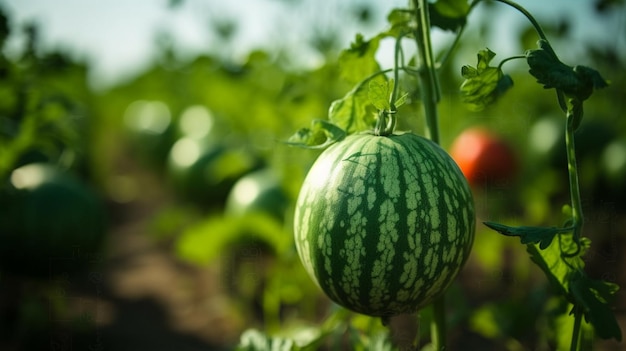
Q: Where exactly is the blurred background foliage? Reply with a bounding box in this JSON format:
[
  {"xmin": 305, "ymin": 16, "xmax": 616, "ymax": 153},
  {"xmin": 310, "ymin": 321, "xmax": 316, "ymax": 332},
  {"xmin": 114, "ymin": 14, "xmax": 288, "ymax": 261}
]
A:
[{"xmin": 0, "ymin": 0, "xmax": 625, "ymax": 350}]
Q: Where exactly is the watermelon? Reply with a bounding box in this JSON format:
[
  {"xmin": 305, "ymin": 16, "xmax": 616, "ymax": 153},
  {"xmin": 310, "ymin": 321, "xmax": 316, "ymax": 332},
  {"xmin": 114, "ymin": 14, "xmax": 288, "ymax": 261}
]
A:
[{"xmin": 294, "ymin": 132, "xmax": 475, "ymax": 317}]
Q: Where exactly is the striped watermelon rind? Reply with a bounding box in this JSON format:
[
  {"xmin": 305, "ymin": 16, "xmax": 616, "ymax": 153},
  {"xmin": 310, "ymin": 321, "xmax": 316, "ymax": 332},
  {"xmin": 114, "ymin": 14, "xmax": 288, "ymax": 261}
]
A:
[{"xmin": 294, "ymin": 132, "xmax": 475, "ymax": 317}]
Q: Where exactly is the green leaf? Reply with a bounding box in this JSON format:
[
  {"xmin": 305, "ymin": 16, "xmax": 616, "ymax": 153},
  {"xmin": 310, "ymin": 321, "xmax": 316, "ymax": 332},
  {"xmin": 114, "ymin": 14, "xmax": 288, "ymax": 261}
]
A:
[
  {"xmin": 176, "ymin": 213, "xmax": 290, "ymax": 265},
  {"xmin": 526, "ymin": 234, "xmax": 589, "ymax": 297},
  {"xmin": 484, "ymin": 222, "xmax": 571, "ymax": 249},
  {"xmin": 285, "ymin": 119, "xmax": 346, "ymax": 149},
  {"xmin": 385, "ymin": 9, "xmax": 414, "ymax": 38},
  {"xmin": 570, "ymin": 272, "xmax": 622, "ymax": 341},
  {"xmin": 526, "ymin": 39, "xmax": 609, "ymax": 101},
  {"xmin": 368, "ymin": 78, "xmax": 408, "ymax": 111},
  {"xmin": 524, "ymin": 234, "xmax": 623, "ymax": 341},
  {"xmin": 328, "ymin": 73, "xmax": 386, "ymax": 134},
  {"xmin": 430, "ymin": 0, "xmax": 470, "ymax": 32},
  {"xmin": 395, "ymin": 92, "xmax": 409, "ymax": 108},
  {"xmin": 339, "ymin": 34, "xmax": 381, "ymax": 85},
  {"xmin": 236, "ymin": 329, "xmax": 296, "ymax": 351},
  {"xmin": 368, "ymin": 79, "xmax": 391, "ymax": 111},
  {"xmin": 460, "ymin": 48, "xmax": 513, "ymax": 111}
]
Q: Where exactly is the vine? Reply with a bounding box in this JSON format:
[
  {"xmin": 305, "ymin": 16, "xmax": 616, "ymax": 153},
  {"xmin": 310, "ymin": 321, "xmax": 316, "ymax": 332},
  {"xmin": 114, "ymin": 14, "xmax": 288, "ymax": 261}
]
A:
[{"xmin": 283, "ymin": 0, "xmax": 622, "ymax": 349}]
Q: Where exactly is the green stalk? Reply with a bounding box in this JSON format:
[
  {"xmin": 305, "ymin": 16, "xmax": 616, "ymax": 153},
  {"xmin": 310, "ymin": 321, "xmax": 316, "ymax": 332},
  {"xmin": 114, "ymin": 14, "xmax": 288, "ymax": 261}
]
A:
[
  {"xmin": 564, "ymin": 100, "xmax": 586, "ymax": 349},
  {"xmin": 565, "ymin": 102, "xmax": 584, "ymax": 243},
  {"xmin": 413, "ymin": 0, "xmax": 441, "ymax": 144},
  {"xmin": 412, "ymin": 0, "xmax": 445, "ymax": 349},
  {"xmin": 497, "ymin": 55, "xmax": 526, "ymax": 70},
  {"xmin": 570, "ymin": 306, "xmax": 583, "ymax": 351},
  {"xmin": 493, "ymin": 0, "xmax": 548, "ymax": 41},
  {"xmin": 389, "ymin": 33, "xmax": 403, "ymax": 110},
  {"xmin": 430, "ymin": 294, "xmax": 447, "ymax": 351},
  {"xmin": 378, "ymin": 31, "xmax": 406, "ymax": 136},
  {"xmin": 438, "ymin": 0, "xmax": 482, "ymax": 68}
]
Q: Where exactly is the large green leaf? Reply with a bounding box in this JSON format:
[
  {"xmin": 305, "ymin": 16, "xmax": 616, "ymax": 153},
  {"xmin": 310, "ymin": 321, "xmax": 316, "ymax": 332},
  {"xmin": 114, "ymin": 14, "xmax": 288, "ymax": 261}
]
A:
[
  {"xmin": 526, "ymin": 235, "xmax": 621, "ymax": 341},
  {"xmin": 328, "ymin": 73, "xmax": 386, "ymax": 134},
  {"xmin": 526, "ymin": 39, "xmax": 609, "ymax": 102},
  {"xmin": 526, "ymin": 234, "xmax": 588, "ymax": 297},
  {"xmin": 338, "ymin": 34, "xmax": 381, "ymax": 85}
]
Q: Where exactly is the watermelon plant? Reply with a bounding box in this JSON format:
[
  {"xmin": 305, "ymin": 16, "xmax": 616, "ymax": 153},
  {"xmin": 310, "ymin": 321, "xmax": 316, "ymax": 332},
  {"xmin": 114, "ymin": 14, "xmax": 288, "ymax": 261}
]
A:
[
  {"xmin": 260, "ymin": 0, "xmax": 624, "ymax": 350},
  {"xmin": 458, "ymin": 1, "xmax": 622, "ymax": 348}
]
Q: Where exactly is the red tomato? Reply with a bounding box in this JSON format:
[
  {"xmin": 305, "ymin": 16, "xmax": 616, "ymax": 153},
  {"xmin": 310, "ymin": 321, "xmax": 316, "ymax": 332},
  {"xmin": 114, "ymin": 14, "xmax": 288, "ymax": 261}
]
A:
[{"xmin": 449, "ymin": 127, "xmax": 518, "ymax": 187}]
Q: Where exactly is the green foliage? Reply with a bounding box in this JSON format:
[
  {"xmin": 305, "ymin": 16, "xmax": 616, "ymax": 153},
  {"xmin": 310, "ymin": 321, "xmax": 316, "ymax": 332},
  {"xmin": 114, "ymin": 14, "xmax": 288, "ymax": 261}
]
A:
[
  {"xmin": 526, "ymin": 39, "xmax": 609, "ymax": 102},
  {"xmin": 483, "ymin": 222, "xmax": 570, "ymax": 250},
  {"xmin": 386, "ymin": 0, "xmax": 470, "ymax": 34},
  {"xmin": 429, "ymin": 0, "xmax": 470, "ymax": 31},
  {"xmin": 176, "ymin": 213, "xmax": 291, "ymax": 265},
  {"xmin": 460, "ymin": 48, "xmax": 513, "ymax": 111},
  {"xmin": 484, "ymin": 220, "xmax": 622, "ymax": 343},
  {"xmin": 327, "ymin": 73, "xmax": 385, "ymax": 134},
  {"xmin": 0, "ymin": 21, "xmax": 93, "ymax": 180},
  {"xmin": 235, "ymin": 310, "xmax": 397, "ymax": 351},
  {"xmin": 237, "ymin": 329, "xmax": 297, "ymax": 351},
  {"xmin": 456, "ymin": 4, "xmax": 622, "ymax": 345},
  {"xmin": 286, "ymin": 119, "xmax": 346, "ymax": 149},
  {"xmin": 339, "ymin": 34, "xmax": 382, "ymax": 85},
  {"xmin": 3, "ymin": 1, "xmax": 624, "ymax": 350},
  {"xmin": 368, "ymin": 79, "xmax": 408, "ymax": 111},
  {"xmin": 385, "ymin": 9, "xmax": 414, "ymax": 38},
  {"xmin": 527, "ymin": 236, "xmax": 622, "ymax": 341}
]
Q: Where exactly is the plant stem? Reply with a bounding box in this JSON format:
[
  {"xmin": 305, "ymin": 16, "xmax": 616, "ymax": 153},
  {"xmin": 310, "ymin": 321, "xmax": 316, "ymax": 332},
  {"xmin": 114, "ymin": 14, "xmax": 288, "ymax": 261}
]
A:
[
  {"xmin": 413, "ymin": 0, "xmax": 441, "ymax": 144},
  {"xmin": 438, "ymin": 0, "xmax": 482, "ymax": 68},
  {"xmin": 390, "ymin": 34, "xmax": 403, "ymax": 110},
  {"xmin": 430, "ymin": 295, "xmax": 447, "ymax": 351},
  {"xmin": 497, "ymin": 55, "xmax": 526, "ymax": 71},
  {"xmin": 412, "ymin": 0, "xmax": 446, "ymax": 349},
  {"xmin": 565, "ymin": 101, "xmax": 584, "ymax": 243},
  {"xmin": 570, "ymin": 305, "xmax": 583, "ymax": 351},
  {"xmin": 379, "ymin": 32, "xmax": 406, "ymax": 136}
]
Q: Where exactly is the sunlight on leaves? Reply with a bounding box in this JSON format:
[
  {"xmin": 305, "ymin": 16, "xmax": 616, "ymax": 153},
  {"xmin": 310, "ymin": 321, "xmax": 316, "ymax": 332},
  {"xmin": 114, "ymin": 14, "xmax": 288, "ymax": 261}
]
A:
[
  {"xmin": 339, "ymin": 34, "xmax": 381, "ymax": 85},
  {"xmin": 526, "ymin": 234, "xmax": 589, "ymax": 296},
  {"xmin": 430, "ymin": 0, "xmax": 470, "ymax": 32},
  {"xmin": 285, "ymin": 119, "xmax": 346, "ymax": 149},
  {"xmin": 176, "ymin": 213, "xmax": 290, "ymax": 265},
  {"xmin": 368, "ymin": 79, "xmax": 392, "ymax": 111},
  {"xmin": 460, "ymin": 48, "xmax": 513, "ymax": 111},
  {"xmin": 386, "ymin": 9, "xmax": 413, "ymax": 38},
  {"xmin": 236, "ymin": 329, "xmax": 295, "ymax": 351},
  {"xmin": 328, "ymin": 73, "xmax": 386, "ymax": 134},
  {"xmin": 525, "ymin": 235, "xmax": 622, "ymax": 341}
]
